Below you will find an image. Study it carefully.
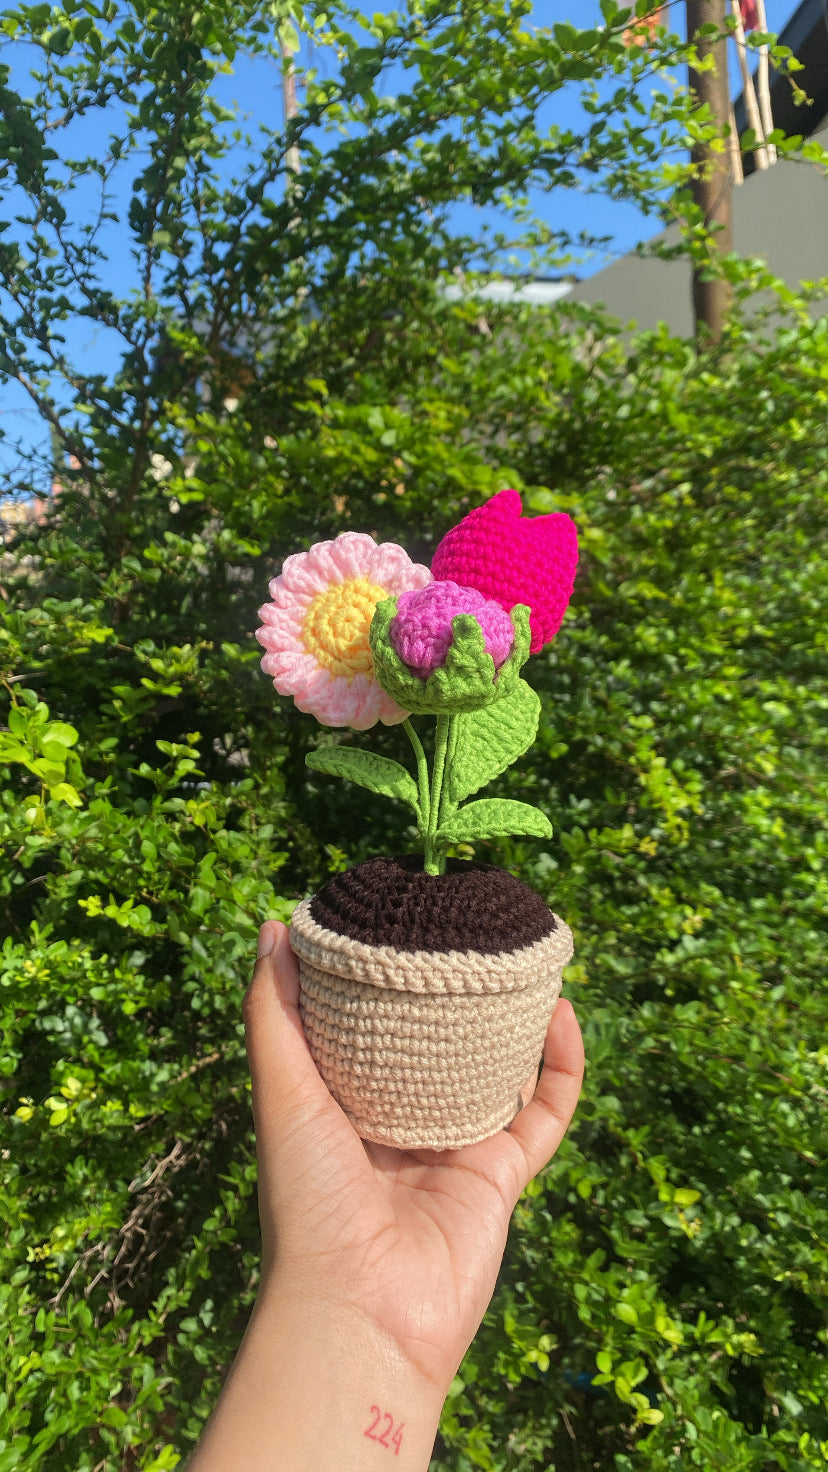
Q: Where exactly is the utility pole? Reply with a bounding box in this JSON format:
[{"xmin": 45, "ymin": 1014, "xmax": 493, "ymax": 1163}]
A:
[{"xmin": 686, "ymin": 0, "xmax": 734, "ymax": 340}]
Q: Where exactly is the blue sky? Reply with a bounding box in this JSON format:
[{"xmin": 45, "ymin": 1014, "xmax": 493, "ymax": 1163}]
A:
[
  {"xmin": 0, "ymin": 1, "xmax": 801, "ymax": 478},
  {"xmin": 206, "ymin": 0, "xmax": 795, "ymax": 272}
]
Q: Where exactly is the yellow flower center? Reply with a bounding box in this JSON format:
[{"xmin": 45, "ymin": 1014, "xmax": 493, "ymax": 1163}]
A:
[{"xmin": 301, "ymin": 577, "xmax": 387, "ymax": 679}]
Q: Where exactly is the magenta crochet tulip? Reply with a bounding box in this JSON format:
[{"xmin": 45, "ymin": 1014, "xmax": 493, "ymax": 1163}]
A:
[
  {"xmin": 431, "ymin": 488, "xmax": 578, "ymax": 654},
  {"xmin": 389, "ymin": 580, "xmax": 514, "ymax": 678}
]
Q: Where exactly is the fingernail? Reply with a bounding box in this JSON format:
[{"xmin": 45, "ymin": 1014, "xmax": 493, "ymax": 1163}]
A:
[{"xmin": 257, "ymin": 923, "xmax": 277, "ymax": 959}]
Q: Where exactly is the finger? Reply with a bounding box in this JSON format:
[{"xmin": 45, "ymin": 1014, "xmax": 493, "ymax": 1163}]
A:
[
  {"xmin": 441, "ymin": 999, "xmax": 583, "ymax": 1200},
  {"xmin": 243, "ymin": 921, "xmax": 339, "ymax": 1164},
  {"xmin": 504, "ymin": 999, "xmax": 584, "ymax": 1190}
]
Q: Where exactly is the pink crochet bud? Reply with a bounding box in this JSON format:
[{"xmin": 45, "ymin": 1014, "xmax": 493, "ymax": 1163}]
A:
[
  {"xmin": 389, "ymin": 581, "xmax": 514, "ymax": 679},
  {"xmin": 431, "ymin": 488, "xmax": 578, "ymax": 654}
]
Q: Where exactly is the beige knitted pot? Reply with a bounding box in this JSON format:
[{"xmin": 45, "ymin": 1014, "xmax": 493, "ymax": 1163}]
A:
[{"xmin": 289, "ymin": 857, "xmax": 574, "ymax": 1151}]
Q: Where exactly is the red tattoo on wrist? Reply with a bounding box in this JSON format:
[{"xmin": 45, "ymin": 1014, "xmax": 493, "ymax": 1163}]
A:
[{"xmin": 364, "ymin": 1405, "xmax": 404, "ymax": 1455}]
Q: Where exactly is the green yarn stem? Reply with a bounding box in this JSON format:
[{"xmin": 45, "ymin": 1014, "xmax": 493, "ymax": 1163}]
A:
[
  {"xmin": 403, "ymin": 718, "xmax": 430, "ymax": 834},
  {"xmin": 424, "ymin": 714, "xmax": 451, "ymax": 875},
  {"xmin": 438, "ymin": 714, "xmax": 459, "ymax": 832}
]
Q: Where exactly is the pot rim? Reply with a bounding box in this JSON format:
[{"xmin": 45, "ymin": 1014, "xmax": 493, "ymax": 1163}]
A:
[{"xmin": 290, "ymin": 897, "xmax": 574, "ymax": 995}]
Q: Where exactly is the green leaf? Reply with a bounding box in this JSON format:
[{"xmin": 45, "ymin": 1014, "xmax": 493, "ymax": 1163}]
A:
[
  {"xmin": 30, "ymin": 759, "xmax": 66, "ymax": 784},
  {"xmin": 615, "ymin": 1302, "xmax": 639, "ymax": 1326},
  {"xmin": 278, "ymin": 20, "xmax": 300, "ymax": 54},
  {"xmin": 7, "ymin": 706, "xmax": 26, "ymax": 738},
  {"xmin": 306, "ymin": 746, "xmax": 419, "ymax": 812},
  {"xmin": 437, "ymin": 798, "xmax": 552, "ymax": 845},
  {"xmin": 0, "ymin": 735, "xmax": 28, "ymax": 762},
  {"xmin": 446, "ymin": 679, "xmax": 541, "ymax": 805},
  {"xmin": 40, "ymin": 740, "xmax": 70, "ymax": 765},
  {"xmin": 42, "ymin": 721, "xmax": 79, "ymax": 748},
  {"xmin": 48, "ymin": 782, "xmax": 83, "ymax": 808}
]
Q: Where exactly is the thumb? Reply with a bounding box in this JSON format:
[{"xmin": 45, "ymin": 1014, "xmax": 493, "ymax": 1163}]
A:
[{"xmin": 243, "ymin": 921, "xmax": 339, "ymax": 1171}]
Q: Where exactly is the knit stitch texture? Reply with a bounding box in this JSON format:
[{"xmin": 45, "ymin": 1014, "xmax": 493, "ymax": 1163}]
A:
[
  {"xmin": 390, "ymin": 581, "xmax": 514, "ymax": 678},
  {"xmin": 431, "ymin": 488, "xmax": 578, "ymax": 654},
  {"xmin": 310, "ymin": 855, "xmax": 556, "ymax": 954},
  {"xmin": 370, "ymin": 598, "xmax": 531, "ymax": 716},
  {"xmin": 291, "ymin": 857, "xmax": 574, "ymax": 1149},
  {"xmin": 256, "ymin": 532, "xmax": 432, "ymax": 729}
]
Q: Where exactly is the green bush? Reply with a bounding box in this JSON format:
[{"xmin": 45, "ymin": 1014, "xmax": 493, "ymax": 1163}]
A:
[
  {"xmin": 2, "ymin": 299, "xmax": 826, "ymax": 1470},
  {"xmin": 428, "ymin": 309, "xmax": 828, "ymax": 1470},
  {"xmin": 2, "ymin": 2, "xmax": 827, "ymax": 1466}
]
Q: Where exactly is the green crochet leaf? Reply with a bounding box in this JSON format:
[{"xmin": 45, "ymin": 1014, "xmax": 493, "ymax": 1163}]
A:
[
  {"xmin": 437, "ymin": 798, "xmax": 552, "ymax": 845},
  {"xmin": 306, "ymin": 747, "xmax": 419, "ymax": 813},
  {"xmin": 424, "ymin": 615, "xmax": 500, "ymax": 708},
  {"xmin": 446, "ymin": 679, "xmax": 541, "ymax": 806}
]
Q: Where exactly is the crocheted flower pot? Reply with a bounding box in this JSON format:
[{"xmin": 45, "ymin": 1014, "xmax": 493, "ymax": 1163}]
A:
[{"xmin": 290, "ymin": 856, "xmax": 574, "ymax": 1151}]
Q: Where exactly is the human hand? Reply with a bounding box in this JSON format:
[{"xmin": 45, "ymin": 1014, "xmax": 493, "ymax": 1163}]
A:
[
  {"xmin": 247, "ymin": 919, "xmax": 584, "ymax": 1388},
  {"xmin": 189, "ymin": 920, "xmax": 583, "ymax": 1472}
]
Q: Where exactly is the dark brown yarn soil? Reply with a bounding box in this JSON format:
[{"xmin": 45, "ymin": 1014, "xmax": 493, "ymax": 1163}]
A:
[{"xmin": 309, "ymin": 855, "xmax": 556, "ymax": 955}]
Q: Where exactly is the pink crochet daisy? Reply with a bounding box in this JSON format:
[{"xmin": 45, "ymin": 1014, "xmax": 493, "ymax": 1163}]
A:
[{"xmin": 256, "ymin": 533, "xmax": 432, "ymax": 729}]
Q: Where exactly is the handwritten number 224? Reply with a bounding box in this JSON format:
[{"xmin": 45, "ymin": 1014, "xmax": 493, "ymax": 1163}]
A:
[{"xmin": 364, "ymin": 1405, "xmax": 404, "ymax": 1455}]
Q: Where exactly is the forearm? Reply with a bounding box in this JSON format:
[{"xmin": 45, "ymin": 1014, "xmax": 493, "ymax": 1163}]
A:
[{"xmin": 187, "ymin": 1281, "xmax": 448, "ymax": 1472}]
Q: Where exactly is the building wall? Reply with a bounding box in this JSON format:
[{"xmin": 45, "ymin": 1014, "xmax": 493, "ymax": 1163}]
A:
[{"xmin": 565, "ymin": 125, "xmax": 828, "ymax": 334}]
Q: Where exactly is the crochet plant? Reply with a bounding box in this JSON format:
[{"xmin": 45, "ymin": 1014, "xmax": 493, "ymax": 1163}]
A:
[
  {"xmin": 256, "ymin": 489, "xmax": 579, "ymax": 1150},
  {"xmin": 256, "ymin": 489, "xmax": 578, "ymax": 875}
]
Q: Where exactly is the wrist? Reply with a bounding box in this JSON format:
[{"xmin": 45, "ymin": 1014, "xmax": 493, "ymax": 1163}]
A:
[
  {"xmin": 257, "ymin": 1279, "xmax": 449, "ymax": 1466},
  {"xmin": 189, "ymin": 1276, "xmax": 448, "ymax": 1472}
]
